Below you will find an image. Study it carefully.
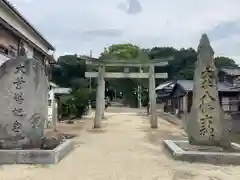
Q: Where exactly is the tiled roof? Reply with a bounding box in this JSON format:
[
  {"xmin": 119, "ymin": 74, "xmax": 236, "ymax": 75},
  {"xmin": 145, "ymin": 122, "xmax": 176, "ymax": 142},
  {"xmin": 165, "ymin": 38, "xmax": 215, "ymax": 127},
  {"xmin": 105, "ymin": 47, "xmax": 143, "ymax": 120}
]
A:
[
  {"xmin": 221, "ymin": 68, "xmax": 240, "ymax": 76},
  {"xmin": 177, "ymin": 80, "xmax": 240, "ymax": 92},
  {"xmin": 156, "ymin": 80, "xmax": 240, "ymax": 92},
  {"xmin": 1, "ymin": 0, "xmax": 55, "ymax": 50},
  {"xmin": 155, "ymin": 81, "xmax": 174, "ymax": 90}
]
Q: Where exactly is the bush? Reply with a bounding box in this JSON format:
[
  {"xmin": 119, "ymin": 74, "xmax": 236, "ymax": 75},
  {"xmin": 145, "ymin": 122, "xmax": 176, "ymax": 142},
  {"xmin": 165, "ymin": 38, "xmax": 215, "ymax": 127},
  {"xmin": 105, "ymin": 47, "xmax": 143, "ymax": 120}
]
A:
[
  {"xmin": 59, "ymin": 88, "xmax": 91, "ymax": 119},
  {"xmin": 71, "ymin": 88, "xmax": 91, "ymax": 117},
  {"xmin": 59, "ymin": 95, "xmax": 75, "ymax": 119}
]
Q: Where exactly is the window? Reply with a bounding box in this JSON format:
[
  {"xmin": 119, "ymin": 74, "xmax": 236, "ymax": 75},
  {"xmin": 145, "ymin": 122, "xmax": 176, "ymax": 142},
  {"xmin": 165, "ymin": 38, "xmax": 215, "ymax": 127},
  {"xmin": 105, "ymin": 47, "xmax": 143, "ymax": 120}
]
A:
[
  {"xmin": 229, "ymin": 96, "xmax": 239, "ymax": 112},
  {"xmin": 0, "ymin": 44, "xmax": 8, "ymax": 55},
  {"xmin": 8, "ymin": 46, "xmax": 17, "ymax": 58},
  {"xmin": 48, "ymin": 100, "xmax": 52, "ymax": 106},
  {"xmin": 0, "ymin": 44, "xmax": 17, "ymax": 58},
  {"xmin": 33, "ymin": 48, "xmax": 45, "ymax": 63}
]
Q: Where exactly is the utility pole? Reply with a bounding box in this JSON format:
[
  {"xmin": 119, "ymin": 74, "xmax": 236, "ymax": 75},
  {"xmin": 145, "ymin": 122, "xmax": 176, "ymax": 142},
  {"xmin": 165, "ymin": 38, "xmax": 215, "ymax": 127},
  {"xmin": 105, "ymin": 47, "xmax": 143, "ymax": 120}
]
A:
[
  {"xmin": 138, "ymin": 67, "xmax": 143, "ymax": 108},
  {"xmin": 89, "ymin": 50, "xmax": 92, "ymax": 93},
  {"xmin": 89, "ymin": 50, "xmax": 92, "ymax": 110}
]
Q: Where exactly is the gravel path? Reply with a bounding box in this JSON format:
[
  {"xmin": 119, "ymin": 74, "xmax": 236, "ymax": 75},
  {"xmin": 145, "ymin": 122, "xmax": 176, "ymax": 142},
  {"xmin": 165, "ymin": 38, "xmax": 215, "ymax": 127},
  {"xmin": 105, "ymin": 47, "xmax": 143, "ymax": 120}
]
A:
[{"xmin": 0, "ymin": 108, "xmax": 240, "ymax": 180}]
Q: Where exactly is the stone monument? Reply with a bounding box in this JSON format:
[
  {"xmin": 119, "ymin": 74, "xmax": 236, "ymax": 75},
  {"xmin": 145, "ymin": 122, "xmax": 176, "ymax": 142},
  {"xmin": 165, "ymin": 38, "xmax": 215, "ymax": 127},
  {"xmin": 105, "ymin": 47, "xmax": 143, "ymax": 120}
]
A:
[
  {"xmin": 0, "ymin": 57, "xmax": 74, "ymax": 164},
  {"xmin": 163, "ymin": 34, "xmax": 240, "ymax": 165},
  {"xmin": 0, "ymin": 57, "xmax": 48, "ymax": 149},
  {"xmin": 186, "ymin": 34, "xmax": 231, "ymax": 148}
]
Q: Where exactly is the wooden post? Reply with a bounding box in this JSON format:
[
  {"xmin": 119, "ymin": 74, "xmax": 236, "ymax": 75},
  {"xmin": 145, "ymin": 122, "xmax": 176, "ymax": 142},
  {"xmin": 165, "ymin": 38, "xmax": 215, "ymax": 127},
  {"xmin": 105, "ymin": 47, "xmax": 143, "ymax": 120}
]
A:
[
  {"xmin": 149, "ymin": 65, "xmax": 157, "ymax": 128},
  {"xmin": 52, "ymin": 99, "xmax": 57, "ymax": 132},
  {"xmin": 94, "ymin": 66, "xmax": 105, "ymax": 128}
]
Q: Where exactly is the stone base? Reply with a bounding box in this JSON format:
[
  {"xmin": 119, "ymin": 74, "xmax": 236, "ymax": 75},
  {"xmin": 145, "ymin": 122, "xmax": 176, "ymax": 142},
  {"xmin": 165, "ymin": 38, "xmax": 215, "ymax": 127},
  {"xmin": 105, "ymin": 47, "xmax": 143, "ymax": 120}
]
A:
[
  {"xmin": 163, "ymin": 140, "xmax": 240, "ymax": 165},
  {"xmin": 0, "ymin": 140, "xmax": 74, "ymax": 164}
]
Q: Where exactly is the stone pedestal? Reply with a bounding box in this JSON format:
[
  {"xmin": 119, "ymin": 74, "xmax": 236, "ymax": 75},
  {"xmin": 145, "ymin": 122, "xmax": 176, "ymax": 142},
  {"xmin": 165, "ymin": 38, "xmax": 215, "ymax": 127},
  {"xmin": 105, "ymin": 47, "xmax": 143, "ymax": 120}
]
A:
[
  {"xmin": 0, "ymin": 139, "xmax": 74, "ymax": 164},
  {"xmin": 164, "ymin": 140, "xmax": 240, "ymax": 165}
]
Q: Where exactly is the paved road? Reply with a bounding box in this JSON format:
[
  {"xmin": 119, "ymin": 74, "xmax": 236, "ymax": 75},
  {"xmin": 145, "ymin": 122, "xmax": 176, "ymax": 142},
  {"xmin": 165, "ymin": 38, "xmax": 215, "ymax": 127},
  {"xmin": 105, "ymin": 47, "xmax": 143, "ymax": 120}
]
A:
[{"xmin": 0, "ymin": 108, "xmax": 240, "ymax": 180}]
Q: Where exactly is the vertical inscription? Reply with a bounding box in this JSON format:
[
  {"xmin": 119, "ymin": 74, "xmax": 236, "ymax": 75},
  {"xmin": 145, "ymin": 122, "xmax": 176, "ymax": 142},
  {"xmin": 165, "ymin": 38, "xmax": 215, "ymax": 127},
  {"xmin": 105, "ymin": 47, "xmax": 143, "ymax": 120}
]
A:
[
  {"xmin": 13, "ymin": 77, "xmax": 25, "ymax": 89},
  {"xmin": 12, "ymin": 108, "xmax": 26, "ymax": 116},
  {"xmin": 29, "ymin": 113, "xmax": 41, "ymax": 128},
  {"xmin": 14, "ymin": 64, "xmax": 26, "ymax": 74},
  {"xmin": 13, "ymin": 92, "xmax": 24, "ymax": 104},
  {"xmin": 198, "ymin": 66, "xmax": 216, "ymax": 140},
  {"xmin": 12, "ymin": 120, "xmax": 21, "ymax": 132},
  {"xmin": 12, "ymin": 63, "xmax": 26, "ymax": 133},
  {"xmin": 200, "ymin": 67, "xmax": 215, "ymax": 89}
]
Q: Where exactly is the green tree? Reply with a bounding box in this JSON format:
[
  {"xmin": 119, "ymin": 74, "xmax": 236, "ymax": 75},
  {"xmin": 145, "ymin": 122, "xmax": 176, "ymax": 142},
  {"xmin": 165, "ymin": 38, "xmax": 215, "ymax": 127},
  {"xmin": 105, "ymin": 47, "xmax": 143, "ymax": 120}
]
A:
[
  {"xmin": 215, "ymin": 56, "xmax": 238, "ymax": 69},
  {"xmin": 52, "ymin": 54, "xmax": 87, "ymax": 88},
  {"xmin": 100, "ymin": 44, "xmax": 145, "ymax": 107},
  {"xmin": 52, "ymin": 55, "xmax": 93, "ymax": 119},
  {"xmin": 101, "ymin": 44, "xmax": 140, "ymax": 59},
  {"xmin": 52, "ymin": 45, "xmax": 239, "ymax": 111},
  {"xmin": 58, "ymin": 88, "xmax": 92, "ymax": 119},
  {"xmin": 148, "ymin": 47, "xmax": 239, "ymax": 80}
]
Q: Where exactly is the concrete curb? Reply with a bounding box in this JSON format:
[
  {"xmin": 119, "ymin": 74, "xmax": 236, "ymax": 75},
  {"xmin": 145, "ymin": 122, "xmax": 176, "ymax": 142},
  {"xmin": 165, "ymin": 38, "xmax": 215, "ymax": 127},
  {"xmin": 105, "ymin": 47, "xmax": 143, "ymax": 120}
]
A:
[
  {"xmin": 164, "ymin": 140, "xmax": 240, "ymax": 165},
  {"xmin": 0, "ymin": 139, "xmax": 74, "ymax": 164}
]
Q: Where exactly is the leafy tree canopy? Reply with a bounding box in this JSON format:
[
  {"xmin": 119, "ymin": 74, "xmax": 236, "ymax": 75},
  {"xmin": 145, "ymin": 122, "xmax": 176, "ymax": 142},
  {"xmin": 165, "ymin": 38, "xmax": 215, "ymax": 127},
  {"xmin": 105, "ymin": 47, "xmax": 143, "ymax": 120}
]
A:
[
  {"xmin": 51, "ymin": 43, "xmax": 239, "ymax": 107},
  {"xmin": 51, "ymin": 54, "xmax": 87, "ymax": 88},
  {"xmin": 100, "ymin": 44, "xmax": 140, "ymax": 59}
]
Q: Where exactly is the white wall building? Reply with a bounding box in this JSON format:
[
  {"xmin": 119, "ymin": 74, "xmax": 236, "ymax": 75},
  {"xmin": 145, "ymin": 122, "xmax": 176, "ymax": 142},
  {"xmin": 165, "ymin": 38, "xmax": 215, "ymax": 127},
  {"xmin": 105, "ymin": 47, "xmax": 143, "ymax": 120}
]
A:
[
  {"xmin": 47, "ymin": 81, "xmax": 72, "ymax": 127},
  {"xmin": 0, "ymin": 0, "xmax": 55, "ymax": 65}
]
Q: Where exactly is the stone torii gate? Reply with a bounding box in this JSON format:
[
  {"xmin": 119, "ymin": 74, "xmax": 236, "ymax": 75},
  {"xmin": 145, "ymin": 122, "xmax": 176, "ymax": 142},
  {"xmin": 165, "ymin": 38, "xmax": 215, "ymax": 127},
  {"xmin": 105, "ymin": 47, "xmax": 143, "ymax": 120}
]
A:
[{"xmin": 85, "ymin": 57, "xmax": 170, "ymax": 129}]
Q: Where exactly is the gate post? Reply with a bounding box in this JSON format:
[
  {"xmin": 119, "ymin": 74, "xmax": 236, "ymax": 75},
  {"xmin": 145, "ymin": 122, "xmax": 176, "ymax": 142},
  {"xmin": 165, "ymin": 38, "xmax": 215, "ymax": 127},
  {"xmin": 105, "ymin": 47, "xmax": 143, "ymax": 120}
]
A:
[
  {"xmin": 101, "ymin": 79, "xmax": 105, "ymax": 119},
  {"xmin": 52, "ymin": 99, "xmax": 58, "ymax": 132},
  {"xmin": 94, "ymin": 66, "xmax": 105, "ymax": 128},
  {"xmin": 149, "ymin": 65, "xmax": 158, "ymax": 128}
]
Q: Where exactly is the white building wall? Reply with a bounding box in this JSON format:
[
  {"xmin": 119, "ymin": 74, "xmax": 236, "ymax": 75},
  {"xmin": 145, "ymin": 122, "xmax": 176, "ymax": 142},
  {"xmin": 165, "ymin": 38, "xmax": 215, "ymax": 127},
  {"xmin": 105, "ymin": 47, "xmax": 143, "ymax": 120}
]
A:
[
  {"xmin": 0, "ymin": 5, "xmax": 50, "ymax": 54},
  {"xmin": 47, "ymin": 87, "xmax": 71, "ymax": 126},
  {"xmin": 222, "ymin": 97, "xmax": 230, "ymax": 111},
  {"xmin": 182, "ymin": 95, "xmax": 188, "ymax": 112},
  {"xmin": 48, "ymin": 89, "xmax": 54, "ymax": 126}
]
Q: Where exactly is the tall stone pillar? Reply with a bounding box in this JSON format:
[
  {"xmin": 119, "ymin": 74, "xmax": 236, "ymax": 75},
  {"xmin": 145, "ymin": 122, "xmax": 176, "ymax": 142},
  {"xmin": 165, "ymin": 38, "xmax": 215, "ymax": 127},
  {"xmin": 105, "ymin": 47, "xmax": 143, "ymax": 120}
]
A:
[
  {"xmin": 186, "ymin": 34, "xmax": 231, "ymax": 148},
  {"xmin": 94, "ymin": 66, "xmax": 105, "ymax": 128},
  {"xmin": 101, "ymin": 79, "xmax": 105, "ymax": 119},
  {"xmin": 149, "ymin": 65, "xmax": 157, "ymax": 128}
]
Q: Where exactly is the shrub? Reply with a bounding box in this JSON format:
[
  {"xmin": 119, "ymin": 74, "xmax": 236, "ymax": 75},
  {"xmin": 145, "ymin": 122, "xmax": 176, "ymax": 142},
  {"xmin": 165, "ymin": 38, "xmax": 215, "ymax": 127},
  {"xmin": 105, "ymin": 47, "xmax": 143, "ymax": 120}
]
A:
[
  {"xmin": 59, "ymin": 88, "xmax": 91, "ymax": 119},
  {"xmin": 71, "ymin": 88, "xmax": 91, "ymax": 118},
  {"xmin": 59, "ymin": 95, "xmax": 75, "ymax": 118}
]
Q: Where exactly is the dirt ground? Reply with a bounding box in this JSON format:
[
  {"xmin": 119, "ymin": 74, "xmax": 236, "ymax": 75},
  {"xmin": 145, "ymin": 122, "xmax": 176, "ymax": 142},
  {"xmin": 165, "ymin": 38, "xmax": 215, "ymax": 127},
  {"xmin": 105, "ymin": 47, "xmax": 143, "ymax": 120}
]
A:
[{"xmin": 0, "ymin": 108, "xmax": 240, "ymax": 180}]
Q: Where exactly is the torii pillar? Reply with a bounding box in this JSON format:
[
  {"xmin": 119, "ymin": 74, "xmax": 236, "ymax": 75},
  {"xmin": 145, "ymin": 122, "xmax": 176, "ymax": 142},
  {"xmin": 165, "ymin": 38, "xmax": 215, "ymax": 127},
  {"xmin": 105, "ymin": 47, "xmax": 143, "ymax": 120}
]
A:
[
  {"xmin": 94, "ymin": 66, "xmax": 105, "ymax": 128},
  {"xmin": 149, "ymin": 65, "xmax": 157, "ymax": 128},
  {"xmin": 101, "ymin": 79, "xmax": 105, "ymax": 119}
]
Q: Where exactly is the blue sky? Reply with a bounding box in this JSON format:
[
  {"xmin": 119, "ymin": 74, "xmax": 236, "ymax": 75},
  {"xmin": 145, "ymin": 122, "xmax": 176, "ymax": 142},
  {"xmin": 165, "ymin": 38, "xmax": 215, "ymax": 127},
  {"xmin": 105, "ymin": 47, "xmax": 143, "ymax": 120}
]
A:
[{"xmin": 9, "ymin": 0, "xmax": 240, "ymax": 63}]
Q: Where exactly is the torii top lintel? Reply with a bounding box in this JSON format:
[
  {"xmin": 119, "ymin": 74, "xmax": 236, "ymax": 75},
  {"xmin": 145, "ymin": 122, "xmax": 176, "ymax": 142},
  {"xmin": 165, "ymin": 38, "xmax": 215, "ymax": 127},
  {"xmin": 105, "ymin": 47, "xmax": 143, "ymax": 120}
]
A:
[{"xmin": 85, "ymin": 57, "xmax": 173, "ymax": 67}]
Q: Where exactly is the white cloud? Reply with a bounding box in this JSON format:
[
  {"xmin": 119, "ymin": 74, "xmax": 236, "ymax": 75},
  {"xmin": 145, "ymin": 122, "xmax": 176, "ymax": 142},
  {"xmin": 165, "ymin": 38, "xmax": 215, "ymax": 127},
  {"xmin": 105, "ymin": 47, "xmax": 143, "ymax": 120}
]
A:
[{"xmin": 8, "ymin": 0, "xmax": 240, "ymax": 64}]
